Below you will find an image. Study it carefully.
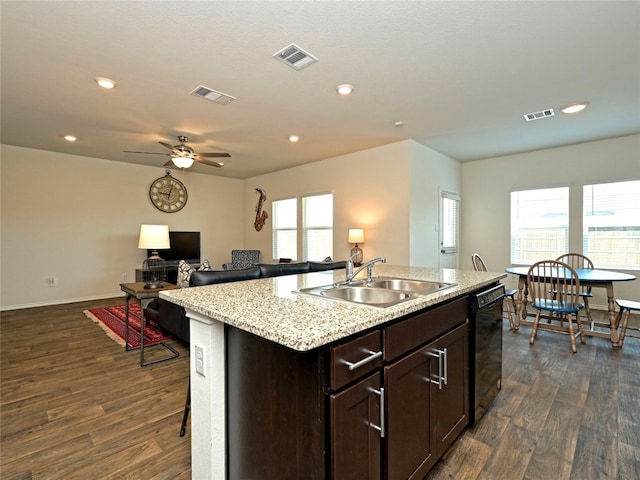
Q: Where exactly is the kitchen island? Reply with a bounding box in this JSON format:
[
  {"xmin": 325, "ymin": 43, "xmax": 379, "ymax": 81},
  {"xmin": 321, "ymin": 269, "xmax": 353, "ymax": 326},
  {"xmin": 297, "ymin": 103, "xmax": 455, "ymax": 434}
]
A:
[{"xmin": 161, "ymin": 265, "xmax": 505, "ymax": 480}]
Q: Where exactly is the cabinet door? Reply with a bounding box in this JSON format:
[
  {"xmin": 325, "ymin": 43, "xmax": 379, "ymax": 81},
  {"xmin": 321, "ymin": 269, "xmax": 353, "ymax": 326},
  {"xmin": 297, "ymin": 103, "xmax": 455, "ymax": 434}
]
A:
[
  {"xmin": 385, "ymin": 344, "xmax": 436, "ymax": 480},
  {"xmin": 430, "ymin": 323, "xmax": 469, "ymax": 457},
  {"xmin": 385, "ymin": 322, "xmax": 469, "ymax": 480},
  {"xmin": 331, "ymin": 372, "xmax": 382, "ymax": 480}
]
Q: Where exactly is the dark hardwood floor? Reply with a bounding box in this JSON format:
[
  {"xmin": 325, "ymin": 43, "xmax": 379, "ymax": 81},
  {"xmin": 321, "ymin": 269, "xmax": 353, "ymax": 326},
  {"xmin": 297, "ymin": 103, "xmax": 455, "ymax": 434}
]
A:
[
  {"xmin": 1, "ymin": 301, "xmax": 638, "ymax": 479},
  {"xmin": 1, "ymin": 298, "xmax": 191, "ymax": 480},
  {"xmin": 428, "ymin": 309, "xmax": 640, "ymax": 480}
]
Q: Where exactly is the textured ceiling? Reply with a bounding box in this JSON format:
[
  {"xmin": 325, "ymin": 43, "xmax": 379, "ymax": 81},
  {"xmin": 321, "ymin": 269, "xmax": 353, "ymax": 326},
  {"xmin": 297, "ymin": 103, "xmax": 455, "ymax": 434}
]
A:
[{"xmin": 1, "ymin": 1, "xmax": 639, "ymax": 178}]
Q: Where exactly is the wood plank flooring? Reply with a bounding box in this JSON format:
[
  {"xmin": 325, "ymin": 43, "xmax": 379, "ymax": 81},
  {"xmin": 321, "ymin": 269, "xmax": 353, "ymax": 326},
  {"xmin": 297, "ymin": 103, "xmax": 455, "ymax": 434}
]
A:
[
  {"xmin": 1, "ymin": 298, "xmax": 191, "ymax": 480},
  {"xmin": 428, "ymin": 310, "xmax": 640, "ymax": 480},
  {"xmin": 1, "ymin": 301, "xmax": 639, "ymax": 479}
]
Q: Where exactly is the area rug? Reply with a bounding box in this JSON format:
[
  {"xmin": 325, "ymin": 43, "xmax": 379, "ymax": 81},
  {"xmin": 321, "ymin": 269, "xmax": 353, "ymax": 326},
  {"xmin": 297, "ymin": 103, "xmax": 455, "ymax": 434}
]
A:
[{"xmin": 84, "ymin": 303, "xmax": 172, "ymax": 348}]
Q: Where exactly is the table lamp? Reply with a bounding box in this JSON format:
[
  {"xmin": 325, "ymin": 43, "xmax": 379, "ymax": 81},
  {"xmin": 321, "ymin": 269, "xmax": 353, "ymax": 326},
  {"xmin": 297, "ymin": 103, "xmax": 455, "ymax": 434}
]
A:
[
  {"xmin": 138, "ymin": 224, "xmax": 170, "ymax": 288},
  {"xmin": 348, "ymin": 228, "xmax": 364, "ymax": 267}
]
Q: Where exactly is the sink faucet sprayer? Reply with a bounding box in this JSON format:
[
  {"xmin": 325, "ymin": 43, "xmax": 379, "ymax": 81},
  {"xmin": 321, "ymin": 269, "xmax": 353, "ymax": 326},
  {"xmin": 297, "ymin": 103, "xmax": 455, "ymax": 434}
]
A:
[{"xmin": 345, "ymin": 255, "xmax": 387, "ymax": 283}]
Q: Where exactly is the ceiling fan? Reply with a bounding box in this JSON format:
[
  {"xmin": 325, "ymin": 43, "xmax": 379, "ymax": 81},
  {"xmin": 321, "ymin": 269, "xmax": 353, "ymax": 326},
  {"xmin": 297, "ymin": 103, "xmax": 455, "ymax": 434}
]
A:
[{"xmin": 124, "ymin": 135, "xmax": 230, "ymax": 168}]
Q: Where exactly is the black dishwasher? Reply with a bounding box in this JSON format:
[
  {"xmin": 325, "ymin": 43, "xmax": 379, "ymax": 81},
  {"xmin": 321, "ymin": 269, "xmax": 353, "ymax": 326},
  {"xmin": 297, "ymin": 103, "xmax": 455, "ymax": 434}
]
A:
[{"xmin": 469, "ymin": 283, "xmax": 505, "ymax": 426}]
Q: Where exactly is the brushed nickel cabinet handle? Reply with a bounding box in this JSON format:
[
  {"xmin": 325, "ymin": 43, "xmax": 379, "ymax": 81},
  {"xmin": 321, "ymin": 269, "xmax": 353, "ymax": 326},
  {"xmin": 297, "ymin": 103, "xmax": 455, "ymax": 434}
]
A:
[
  {"xmin": 369, "ymin": 387, "xmax": 385, "ymax": 438},
  {"xmin": 345, "ymin": 350, "xmax": 382, "ymax": 371},
  {"xmin": 427, "ymin": 349, "xmax": 446, "ymax": 389}
]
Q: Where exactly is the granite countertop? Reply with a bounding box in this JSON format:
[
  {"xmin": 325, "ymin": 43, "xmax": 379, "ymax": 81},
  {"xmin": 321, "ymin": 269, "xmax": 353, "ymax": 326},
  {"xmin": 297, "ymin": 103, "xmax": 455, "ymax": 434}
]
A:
[{"xmin": 160, "ymin": 265, "xmax": 506, "ymax": 352}]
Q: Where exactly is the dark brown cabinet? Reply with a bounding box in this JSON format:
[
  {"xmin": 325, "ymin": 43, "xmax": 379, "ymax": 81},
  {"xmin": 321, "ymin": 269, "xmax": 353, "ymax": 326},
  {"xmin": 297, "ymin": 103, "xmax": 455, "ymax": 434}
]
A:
[
  {"xmin": 385, "ymin": 342, "xmax": 436, "ymax": 479},
  {"xmin": 225, "ymin": 295, "xmax": 469, "ymax": 480},
  {"xmin": 431, "ymin": 324, "xmax": 469, "ymax": 457},
  {"xmin": 331, "ymin": 372, "xmax": 382, "ymax": 480},
  {"xmin": 385, "ymin": 322, "xmax": 469, "ymax": 480}
]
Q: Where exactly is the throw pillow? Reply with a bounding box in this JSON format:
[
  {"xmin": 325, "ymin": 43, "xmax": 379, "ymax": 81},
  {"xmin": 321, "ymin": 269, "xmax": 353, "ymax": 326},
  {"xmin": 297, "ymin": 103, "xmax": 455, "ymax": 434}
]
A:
[{"xmin": 177, "ymin": 259, "xmax": 212, "ymax": 288}]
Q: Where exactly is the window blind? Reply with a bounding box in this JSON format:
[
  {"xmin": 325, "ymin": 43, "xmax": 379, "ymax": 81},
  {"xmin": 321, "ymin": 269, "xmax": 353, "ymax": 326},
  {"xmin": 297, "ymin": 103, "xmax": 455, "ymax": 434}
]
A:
[
  {"xmin": 583, "ymin": 180, "xmax": 640, "ymax": 270},
  {"xmin": 510, "ymin": 187, "xmax": 569, "ymax": 264}
]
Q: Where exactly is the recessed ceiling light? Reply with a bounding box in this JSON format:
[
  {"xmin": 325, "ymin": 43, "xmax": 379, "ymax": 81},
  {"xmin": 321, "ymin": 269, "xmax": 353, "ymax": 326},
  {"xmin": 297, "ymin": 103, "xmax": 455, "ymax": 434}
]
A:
[
  {"xmin": 64, "ymin": 135, "xmax": 77, "ymax": 142},
  {"xmin": 561, "ymin": 102, "xmax": 589, "ymax": 114},
  {"xmin": 394, "ymin": 120, "xmax": 405, "ymax": 127},
  {"xmin": 289, "ymin": 135, "xmax": 300, "ymax": 143},
  {"xmin": 95, "ymin": 77, "xmax": 117, "ymax": 89},
  {"xmin": 336, "ymin": 84, "xmax": 354, "ymax": 96}
]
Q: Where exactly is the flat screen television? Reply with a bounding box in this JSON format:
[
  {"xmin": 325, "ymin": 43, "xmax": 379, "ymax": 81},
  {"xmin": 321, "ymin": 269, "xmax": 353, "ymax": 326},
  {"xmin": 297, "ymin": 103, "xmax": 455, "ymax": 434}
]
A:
[{"xmin": 150, "ymin": 231, "xmax": 201, "ymax": 266}]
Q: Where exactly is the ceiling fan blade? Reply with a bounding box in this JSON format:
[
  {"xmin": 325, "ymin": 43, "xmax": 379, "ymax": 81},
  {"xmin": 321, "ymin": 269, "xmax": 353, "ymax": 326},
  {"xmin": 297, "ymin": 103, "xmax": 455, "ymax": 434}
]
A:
[
  {"xmin": 123, "ymin": 150, "xmax": 169, "ymax": 156},
  {"xmin": 198, "ymin": 159, "xmax": 224, "ymax": 168},
  {"xmin": 159, "ymin": 141, "xmax": 179, "ymax": 153},
  {"xmin": 163, "ymin": 159, "xmax": 176, "ymax": 167},
  {"xmin": 198, "ymin": 152, "xmax": 231, "ymax": 158}
]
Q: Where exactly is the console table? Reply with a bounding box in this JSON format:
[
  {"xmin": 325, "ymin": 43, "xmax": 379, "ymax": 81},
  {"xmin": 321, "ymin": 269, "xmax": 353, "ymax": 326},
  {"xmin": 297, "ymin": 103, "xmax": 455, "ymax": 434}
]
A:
[{"xmin": 119, "ymin": 282, "xmax": 180, "ymax": 366}]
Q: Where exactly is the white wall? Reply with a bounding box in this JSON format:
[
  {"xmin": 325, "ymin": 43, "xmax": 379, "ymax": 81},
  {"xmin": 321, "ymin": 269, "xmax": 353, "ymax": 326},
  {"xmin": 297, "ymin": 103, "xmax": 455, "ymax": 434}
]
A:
[
  {"xmin": 242, "ymin": 141, "xmax": 413, "ymax": 265},
  {"xmin": 241, "ymin": 139, "xmax": 461, "ymax": 268},
  {"xmin": 4, "ymin": 134, "xmax": 636, "ymax": 310},
  {"xmin": 409, "ymin": 141, "xmax": 462, "ymax": 267},
  {"xmin": 461, "ymin": 134, "xmax": 640, "ymax": 304},
  {"xmin": 1, "ymin": 145, "xmax": 244, "ymax": 309}
]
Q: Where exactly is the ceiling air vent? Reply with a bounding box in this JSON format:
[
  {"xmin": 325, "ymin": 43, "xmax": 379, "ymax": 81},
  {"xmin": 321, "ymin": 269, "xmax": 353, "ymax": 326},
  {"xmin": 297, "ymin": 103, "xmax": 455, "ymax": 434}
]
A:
[
  {"xmin": 523, "ymin": 108, "xmax": 555, "ymax": 121},
  {"xmin": 273, "ymin": 43, "xmax": 318, "ymax": 70},
  {"xmin": 190, "ymin": 86, "xmax": 236, "ymax": 105}
]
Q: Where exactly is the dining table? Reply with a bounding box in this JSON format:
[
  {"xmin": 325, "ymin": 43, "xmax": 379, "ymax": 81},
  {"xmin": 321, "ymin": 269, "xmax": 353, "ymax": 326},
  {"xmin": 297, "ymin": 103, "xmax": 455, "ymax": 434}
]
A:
[{"xmin": 505, "ymin": 266, "xmax": 636, "ymax": 346}]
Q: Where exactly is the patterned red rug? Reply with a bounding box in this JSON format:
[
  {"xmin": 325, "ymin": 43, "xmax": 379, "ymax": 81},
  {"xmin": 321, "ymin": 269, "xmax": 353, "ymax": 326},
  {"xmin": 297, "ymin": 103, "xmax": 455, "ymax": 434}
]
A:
[{"xmin": 84, "ymin": 303, "xmax": 172, "ymax": 348}]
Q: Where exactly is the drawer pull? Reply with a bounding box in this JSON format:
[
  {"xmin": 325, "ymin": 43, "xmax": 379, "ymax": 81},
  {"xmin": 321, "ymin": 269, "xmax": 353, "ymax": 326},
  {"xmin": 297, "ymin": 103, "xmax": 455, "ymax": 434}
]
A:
[{"xmin": 345, "ymin": 350, "xmax": 382, "ymax": 371}]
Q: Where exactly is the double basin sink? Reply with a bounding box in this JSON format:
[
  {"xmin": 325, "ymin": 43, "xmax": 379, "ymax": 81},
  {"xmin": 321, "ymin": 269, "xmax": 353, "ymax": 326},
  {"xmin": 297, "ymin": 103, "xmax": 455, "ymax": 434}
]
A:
[{"xmin": 296, "ymin": 277, "xmax": 456, "ymax": 308}]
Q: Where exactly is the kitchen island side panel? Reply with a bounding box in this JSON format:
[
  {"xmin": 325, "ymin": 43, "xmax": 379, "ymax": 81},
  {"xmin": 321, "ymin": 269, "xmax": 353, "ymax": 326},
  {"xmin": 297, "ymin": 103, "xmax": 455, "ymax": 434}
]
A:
[{"xmin": 226, "ymin": 325, "xmax": 328, "ymax": 480}]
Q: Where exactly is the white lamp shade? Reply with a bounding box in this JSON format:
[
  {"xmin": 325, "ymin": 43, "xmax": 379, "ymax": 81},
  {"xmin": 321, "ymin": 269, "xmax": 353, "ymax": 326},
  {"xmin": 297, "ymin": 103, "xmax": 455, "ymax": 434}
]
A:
[
  {"xmin": 138, "ymin": 224, "xmax": 170, "ymax": 249},
  {"xmin": 348, "ymin": 228, "xmax": 365, "ymax": 244},
  {"xmin": 171, "ymin": 156, "xmax": 195, "ymax": 169}
]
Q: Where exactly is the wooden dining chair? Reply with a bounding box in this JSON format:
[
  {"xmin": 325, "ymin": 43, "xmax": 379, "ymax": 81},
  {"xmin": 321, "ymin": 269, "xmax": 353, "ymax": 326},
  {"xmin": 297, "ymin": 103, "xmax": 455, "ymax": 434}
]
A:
[
  {"xmin": 527, "ymin": 260, "xmax": 586, "ymax": 353},
  {"xmin": 471, "ymin": 253, "xmax": 517, "ymax": 329},
  {"xmin": 471, "ymin": 253, "xmax": 488, "ymax": 272},
  {"xmin": 556, "ymin": 253, "xmax": 594, "ymax": 329}
]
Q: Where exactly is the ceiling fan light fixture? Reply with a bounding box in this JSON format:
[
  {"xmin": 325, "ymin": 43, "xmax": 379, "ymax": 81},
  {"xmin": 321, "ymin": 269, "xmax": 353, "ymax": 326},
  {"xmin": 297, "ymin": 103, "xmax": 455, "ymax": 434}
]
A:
[
  {"xmin": 561, "ymin": 102, "xmax": 589, "ymax": 114},
  {"xmin": 171, "ymin": 156, "xmax": 194, "ymax": 169},
  {"xmin": 95, "ymin": 77, "xmax": 117, "ymax": 89}
]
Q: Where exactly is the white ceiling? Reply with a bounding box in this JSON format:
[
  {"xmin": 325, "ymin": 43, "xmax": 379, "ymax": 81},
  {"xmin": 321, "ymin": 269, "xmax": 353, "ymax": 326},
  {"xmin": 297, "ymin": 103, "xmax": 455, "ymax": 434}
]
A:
[{"xmin": 1, "ymin": 1, "xmax": 639, "ymax": 179}]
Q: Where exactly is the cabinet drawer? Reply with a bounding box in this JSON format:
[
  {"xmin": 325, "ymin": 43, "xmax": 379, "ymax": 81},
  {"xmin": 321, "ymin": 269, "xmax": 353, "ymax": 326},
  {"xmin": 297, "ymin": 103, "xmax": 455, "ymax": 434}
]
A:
[
  {"xmin": 384, "ymin": 296, "xmax": 469, "ymax": 362},
  {"xmin": 330, "ymin": 330, "xmax": 382, "ymax": 391}
]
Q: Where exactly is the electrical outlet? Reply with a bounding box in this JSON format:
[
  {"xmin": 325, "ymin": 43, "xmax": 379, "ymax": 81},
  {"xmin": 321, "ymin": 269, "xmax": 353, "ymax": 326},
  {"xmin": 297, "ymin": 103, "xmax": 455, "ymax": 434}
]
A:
[
  {"xmin": 122, "ymin": 273, "xmax": 128, "ymax": 282},
  {"xmin": 48, "ymin": 277, "xmax": 57, "ymax": 287},
  {"xmin": 195, "ymin": 344, "xmax": 205, "ymax": 376}
]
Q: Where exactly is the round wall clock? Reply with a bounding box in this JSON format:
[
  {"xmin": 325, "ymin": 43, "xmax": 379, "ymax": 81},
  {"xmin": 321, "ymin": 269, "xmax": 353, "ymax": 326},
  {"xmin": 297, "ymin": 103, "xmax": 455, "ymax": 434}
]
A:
[{"xmin": 149, "ymin": 172, "xmax": 188, "ymax": 213}]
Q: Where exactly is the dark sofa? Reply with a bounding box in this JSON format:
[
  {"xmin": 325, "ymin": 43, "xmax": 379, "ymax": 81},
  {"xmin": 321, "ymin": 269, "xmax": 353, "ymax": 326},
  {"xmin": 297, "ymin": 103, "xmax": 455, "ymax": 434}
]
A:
[{"xmin": 148, "ymin": 261, "xmax": 346, "ymax": 345}]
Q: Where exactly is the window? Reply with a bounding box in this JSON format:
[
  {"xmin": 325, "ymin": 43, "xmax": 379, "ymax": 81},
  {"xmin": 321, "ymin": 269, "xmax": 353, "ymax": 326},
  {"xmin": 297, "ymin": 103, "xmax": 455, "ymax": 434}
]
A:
[
  {"xmin": 583, "ymin": 180, "xmax": 640, "ymax": 270},
  {"xmin": 303, "ymin": 193, "xmax": 333, "ymax": 261},
  {"xmin": 440, "ymin": 191, "xmax": 460, "ymax": 254},
  {"xmin": 272, "ymin": 198, "xmax": 297, "ymax": 260},
  {"xmin": 510, "ymin": 187, "xmax": 569, "ymax": 264},
  {"xmin": 272, "ymin": 193, "xmax": 334, "ymax": 262}
]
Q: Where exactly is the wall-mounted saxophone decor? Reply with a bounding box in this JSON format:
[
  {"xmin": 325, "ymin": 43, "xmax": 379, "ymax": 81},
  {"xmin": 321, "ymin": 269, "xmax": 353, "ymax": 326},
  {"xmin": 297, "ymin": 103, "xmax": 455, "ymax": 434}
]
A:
[{"xmin": 254, "ymin": 188, "xmax": 269, "ymax": 231}]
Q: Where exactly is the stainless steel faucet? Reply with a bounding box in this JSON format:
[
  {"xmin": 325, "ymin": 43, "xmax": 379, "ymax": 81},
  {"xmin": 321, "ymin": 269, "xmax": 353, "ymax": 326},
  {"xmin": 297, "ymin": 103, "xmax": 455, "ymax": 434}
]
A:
[{"xmin": 346, "ymin": 256, "xmax": 387, "ymax": 283}]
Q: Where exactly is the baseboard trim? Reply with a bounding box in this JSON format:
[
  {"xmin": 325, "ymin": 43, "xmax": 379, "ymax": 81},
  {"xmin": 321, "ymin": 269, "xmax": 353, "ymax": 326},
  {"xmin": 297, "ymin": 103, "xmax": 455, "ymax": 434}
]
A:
[{"xmin": 1, "ymin": 293, "xmax": 122, "ymax": 312}]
